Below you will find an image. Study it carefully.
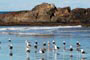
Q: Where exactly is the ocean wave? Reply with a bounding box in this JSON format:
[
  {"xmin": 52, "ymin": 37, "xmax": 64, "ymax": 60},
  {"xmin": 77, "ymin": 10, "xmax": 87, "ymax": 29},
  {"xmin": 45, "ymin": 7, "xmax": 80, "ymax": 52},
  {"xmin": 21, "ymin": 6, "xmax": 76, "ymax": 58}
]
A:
[
  {"xmin": 0, "ymin": 25, "xmax": 82, "ymax": 31},
  {"xmin": 0, "ymin": 32, "xmax": 54, "ymax": 36}
]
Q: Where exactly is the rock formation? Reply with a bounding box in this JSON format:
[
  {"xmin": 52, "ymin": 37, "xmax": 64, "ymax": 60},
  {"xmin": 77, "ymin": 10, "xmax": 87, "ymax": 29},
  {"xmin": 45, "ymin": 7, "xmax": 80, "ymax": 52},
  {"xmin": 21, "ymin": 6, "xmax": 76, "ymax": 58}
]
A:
[{"xmin": 0, "ymin": 3, "xmax": 90, "ymax": 26}]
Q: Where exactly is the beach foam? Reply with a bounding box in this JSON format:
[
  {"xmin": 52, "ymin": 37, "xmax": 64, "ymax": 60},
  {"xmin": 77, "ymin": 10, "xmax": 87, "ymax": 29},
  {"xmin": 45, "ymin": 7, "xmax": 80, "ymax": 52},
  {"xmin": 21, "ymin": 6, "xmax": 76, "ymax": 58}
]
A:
[{"xmin": 0, "ymin": 25, "xmax": 82, "ymax": 31}]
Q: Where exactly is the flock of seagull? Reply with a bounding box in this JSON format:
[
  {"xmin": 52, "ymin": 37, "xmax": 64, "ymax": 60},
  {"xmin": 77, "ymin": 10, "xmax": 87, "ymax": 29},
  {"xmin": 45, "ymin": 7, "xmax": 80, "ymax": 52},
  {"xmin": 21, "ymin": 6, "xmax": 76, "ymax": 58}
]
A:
[{"xmin": 0, "ymin": 38, "xmax": 86, "ymax": 60}]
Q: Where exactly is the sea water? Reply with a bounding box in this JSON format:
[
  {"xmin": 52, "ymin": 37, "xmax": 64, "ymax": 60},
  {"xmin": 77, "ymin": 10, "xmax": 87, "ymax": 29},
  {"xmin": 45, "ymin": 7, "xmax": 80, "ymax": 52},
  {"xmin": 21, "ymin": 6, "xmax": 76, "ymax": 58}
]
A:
[{"xmin": 0, "ymin": 26, "xmax": 90, "ymax": 60}]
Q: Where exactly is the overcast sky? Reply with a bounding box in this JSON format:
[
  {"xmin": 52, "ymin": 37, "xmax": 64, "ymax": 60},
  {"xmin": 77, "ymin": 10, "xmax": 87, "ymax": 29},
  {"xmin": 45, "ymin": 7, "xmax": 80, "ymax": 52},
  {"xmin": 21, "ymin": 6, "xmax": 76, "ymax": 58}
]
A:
[{"xmin": 0, "ymin": 0, "xmax": 90, "ymax": 11}]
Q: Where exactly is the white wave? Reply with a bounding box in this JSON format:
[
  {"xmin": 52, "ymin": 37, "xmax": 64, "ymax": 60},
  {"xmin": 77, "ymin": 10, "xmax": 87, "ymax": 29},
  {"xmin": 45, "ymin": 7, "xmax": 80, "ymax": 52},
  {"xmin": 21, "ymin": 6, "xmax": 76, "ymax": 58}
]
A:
[
  {"xmin": 0, "ymin": 32, "xmax": 53, "ymax": 36},
  {"xmin": 0, "ymin": 25, "xmax": 82, "ymax": 31}
]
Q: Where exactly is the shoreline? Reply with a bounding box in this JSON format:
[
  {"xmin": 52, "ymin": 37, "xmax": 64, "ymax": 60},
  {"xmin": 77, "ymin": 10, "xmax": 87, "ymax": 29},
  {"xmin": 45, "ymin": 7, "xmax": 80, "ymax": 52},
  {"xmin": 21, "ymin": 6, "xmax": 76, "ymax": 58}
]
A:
[{"xmin": 0, "ymin": 22, "xmax": 89, "ymax": 27}]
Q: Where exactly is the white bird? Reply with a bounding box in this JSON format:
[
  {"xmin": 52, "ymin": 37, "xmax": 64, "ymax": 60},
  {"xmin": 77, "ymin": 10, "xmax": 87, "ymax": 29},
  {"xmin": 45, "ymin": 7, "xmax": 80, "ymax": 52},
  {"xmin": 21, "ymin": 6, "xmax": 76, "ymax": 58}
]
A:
[
  {"xmin": 26, "ymin": 46, "xmax": 30, "ymax": 53},
  {"xmin": 25, "ymin": 40, "xmax": 31, "ymax": 47},
  {"xmin": 63, "ymin": 41, "xmax": 66, "ymax": 45},
  {"xmin": 43, "ymin": 42, "xmax": 46, "ymax": 46},
  {"xmin": 81, "ymin": 49, "xmax": 86, "ymax": 59},
  {"xmin": 76, "ymin": 41, "xmax": 80, "ymax": 46},
  {"xmin": 8, "ymin": 38, "xmax": 11, "ymax": 42},
  {"xmin": 52, "ymin": 40, "xmax": 55, "ymax": 44},
  {"xmin": 39, "ymin": 48, "xmax": 45, "ymax": 54},
  {"xmin": 69, "ymin": 45, "xmax": 73, "ymax": 57},
  {"xmin": 9, "ymin": 44, "xmax": 13, "ymax": 50},
  {"xmin": 54, "ymin": 44, "xmax": 58, "ymax": 50},
  {"xmin": 70, "ymin": 45, "xmax": 73, "ymax": 51},
  {"xmin": 63, "ymin": 41, "xmax": 66, "ymax": 50},
  {"xmin": 81, "ymin": 49, "xmax": 85, "ymax": 54}
]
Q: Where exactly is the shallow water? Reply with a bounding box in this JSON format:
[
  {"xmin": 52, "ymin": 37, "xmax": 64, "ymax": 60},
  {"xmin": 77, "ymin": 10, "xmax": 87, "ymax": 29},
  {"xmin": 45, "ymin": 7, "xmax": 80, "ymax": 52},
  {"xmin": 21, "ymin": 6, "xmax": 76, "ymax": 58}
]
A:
[{"xmin": 0, "ymin": 26, "xmax": 90, "ymax": 60}]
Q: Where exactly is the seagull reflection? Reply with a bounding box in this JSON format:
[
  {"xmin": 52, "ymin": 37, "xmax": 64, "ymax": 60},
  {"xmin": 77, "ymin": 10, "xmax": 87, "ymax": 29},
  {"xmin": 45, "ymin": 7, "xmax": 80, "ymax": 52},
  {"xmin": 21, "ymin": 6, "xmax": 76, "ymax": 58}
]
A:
[
  {"xmin": 40, "ymin": 58, "xmax": 45, "ymax": 60},
  {"xmin": 70, "ymin": 56, "xmax": 72, "ymax": 60},
  {"xmin": 0, "ymin": 41, "xmax": 1, "ymax": 49},
  {"xmin": 81, "ymin": 58, "xmax": 86, "ymax": 60},
  {"xmin": 63, "ymin": 49, "xmax": 65, "ymax": 60},
  {"xmin": 26, "ymin": 55, "xmax": 30, "ymax": 60},
  {"xmin": 54, "ymin": 52, "xmax": 57, "ymax": 60},
  {"xmin": 9, "ymin": 51, "xmax": 13, "ymax": 60}
]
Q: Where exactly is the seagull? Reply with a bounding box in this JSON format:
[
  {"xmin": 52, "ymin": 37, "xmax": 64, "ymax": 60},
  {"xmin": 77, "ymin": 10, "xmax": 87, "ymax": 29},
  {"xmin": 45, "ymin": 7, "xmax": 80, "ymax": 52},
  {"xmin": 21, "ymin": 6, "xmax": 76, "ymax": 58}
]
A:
[
  {"xmin": 76, "ymin": 41, "xmax": 81, "ymax": 51},
  {"xmin": 26, "ymin": 46, "xmax": 30, "ymax": 53},
  {"xmin": 9, "ymin": 44, "xmax": 13, "ymax": 50},
  {"xmin": 54, "ymin": 44, "xmax": 60, "ymax": 50},
  {"xmin": 63, "ymin": 41, "xmax": 66, "ymax": 50},
  {"xmin": 81, "ymin": 49, "xmax": 86, "ymax": 59},
  {"xmin": 8, "ymin": 38, "xmax": 11, "ymax": 42},
  {"xmin": 63, "ymin": 41, "xmax": 66, "ymax": 45},
  {"xmin": 39, "ymin": 48, "xmax": 45, "ymax": 54},
  {"xmin": 76, "ymin": 41, "xmax": 80, "ymax": 47},
  {"xmin": 25, "ymin": 40, "xmax": 31, "ymax": 47},
  {"xmin": 52, "ymin": 40, "xmax": 59, "ymax": 50},
  {"xmin": 34, "ymin": 44, "xmax": 38, "ymax": 49},
  {"xmin": 52, "ymin": 40, "xmax": 55, "ymax": 45},
  {"xmin": 43, "ymin": 42, "xmax": 46, "ymax": 46},
  {"xmin": 35, "ymin": 40, "xmax": 38, "ymax": 45},
  {"xmin": 70, "ymin": 45, "xmax": 73, "ymax": 52},
  {"xmin": 81, "ymin": 49, "xmax": 85, "ymax": 54},
  {"xmin": 69, "ymin": 45, "xmax": 73, "ymax": 57}
]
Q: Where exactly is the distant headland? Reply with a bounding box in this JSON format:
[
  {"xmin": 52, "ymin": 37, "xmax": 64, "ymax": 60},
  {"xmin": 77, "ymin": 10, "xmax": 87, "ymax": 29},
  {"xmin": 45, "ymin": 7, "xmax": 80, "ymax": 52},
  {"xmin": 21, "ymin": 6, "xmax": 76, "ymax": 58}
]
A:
[{"xmin": 0, "ymin": 3, "xmax": 90, "ymax": 26}]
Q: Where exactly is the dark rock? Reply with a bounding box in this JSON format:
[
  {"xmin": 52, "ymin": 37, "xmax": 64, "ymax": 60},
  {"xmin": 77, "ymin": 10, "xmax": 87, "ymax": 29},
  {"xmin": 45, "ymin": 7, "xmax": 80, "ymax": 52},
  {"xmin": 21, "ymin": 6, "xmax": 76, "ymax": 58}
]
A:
[
  {"xmin": 51, "ymin": 7, "xmax": 71, "ymax": 23},
  {"xmin": 0, "ymin": 3, "xmax": 90, "ymax": 26}
]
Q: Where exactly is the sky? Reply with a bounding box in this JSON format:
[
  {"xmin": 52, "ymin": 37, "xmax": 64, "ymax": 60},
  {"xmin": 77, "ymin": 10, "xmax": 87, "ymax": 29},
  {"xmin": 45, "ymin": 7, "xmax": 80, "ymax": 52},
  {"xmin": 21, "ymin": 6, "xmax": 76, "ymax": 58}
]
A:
[{"xmin": 0, "ymin": 0, "xmax": 90, "ymax": 11}]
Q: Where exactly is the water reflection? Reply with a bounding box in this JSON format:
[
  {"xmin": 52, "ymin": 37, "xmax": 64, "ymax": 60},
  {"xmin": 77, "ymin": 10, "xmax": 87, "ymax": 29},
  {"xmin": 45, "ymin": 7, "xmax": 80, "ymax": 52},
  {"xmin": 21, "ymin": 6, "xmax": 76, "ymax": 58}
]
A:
[
  {"xmin": 70, "ymin": 56, "xmax": 73, "ymax": 60},
  {"xmin": 40, "ymin": 58, "xmax": 45, "ymax": 60},
  {"xmin": 26, "ymin": 53, "xmax": 30, "ymax": 60},
  {"xmin": 81, "ymin": 58, "xmax": 86, "ymax": 60},
  {"xmin": 63, "ymin": 50, "xmax": 65, "ymax": 60},
  {"xmin": 9, "ymin": 51, "xmax": 13, "ymax": 60}
]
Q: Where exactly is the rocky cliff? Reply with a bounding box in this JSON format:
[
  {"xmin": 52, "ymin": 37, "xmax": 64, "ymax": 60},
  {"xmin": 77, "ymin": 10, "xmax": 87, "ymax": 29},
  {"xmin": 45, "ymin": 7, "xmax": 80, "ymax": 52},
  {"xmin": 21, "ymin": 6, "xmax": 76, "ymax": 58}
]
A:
[{"xmin": 0, "ymin": 3, "xmax": 90, "ymax": 26}]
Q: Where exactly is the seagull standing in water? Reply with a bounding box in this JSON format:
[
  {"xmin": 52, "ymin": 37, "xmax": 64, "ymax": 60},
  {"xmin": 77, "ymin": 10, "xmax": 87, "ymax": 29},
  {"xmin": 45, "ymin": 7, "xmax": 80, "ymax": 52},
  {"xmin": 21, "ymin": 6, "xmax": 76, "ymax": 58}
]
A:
[
  {"xmin": 43, "ymin": 42, "xmax": 47, "ymax": 51},
  {"xmin": 63, "ymin": 41, "xmax": 66, "ymax": 50},
  {"xmin": 48, "ymin": 41, "xmax": 50, "ymax": 50},
  {"xmin": 81, "ymin": 49, "xmax": 86, "ymax": 59},
  {"xmin": 39, "ymin": 42, "xmax": 47, "ymax": 54},
  {"xmin": 76, "ymin": 41, "xmax": 81, "ymax": 51},
  {"xmin": 69, "ymin": 45, "xmax": 73, "ymax": 57},
  {"xmin": 52, "ymin": 40, "xmax": 59, "ymax": 50},
  {"xmin": 8, "ymin": 38, "xmax": 11, "ymax": 43}
]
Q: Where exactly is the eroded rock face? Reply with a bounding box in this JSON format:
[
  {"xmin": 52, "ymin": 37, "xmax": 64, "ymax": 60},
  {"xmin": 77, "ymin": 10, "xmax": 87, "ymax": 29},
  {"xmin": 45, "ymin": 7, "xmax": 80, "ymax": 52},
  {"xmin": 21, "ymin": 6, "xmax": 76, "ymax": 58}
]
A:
[
  {"xmin": 0, "ymin": 3, "xmax": 90, "ymax": 26},
  {"xmin": 32, "ymin": 3, "xmax": 57, "ymax": 22},
  {"xmin": 51, "ymin": 7, "xmax": 71, "ymax": 23}
]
